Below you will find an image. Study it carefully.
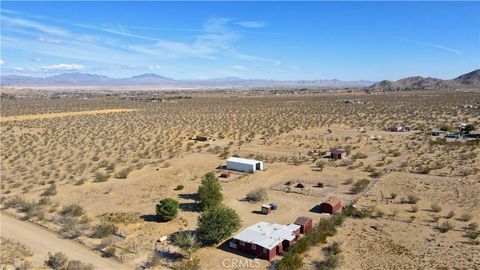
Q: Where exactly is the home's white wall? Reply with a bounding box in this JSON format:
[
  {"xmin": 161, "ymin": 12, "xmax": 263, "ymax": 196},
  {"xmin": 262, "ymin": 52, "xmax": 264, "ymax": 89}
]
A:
[{"xmin": 227, "ymin": 161, "xmax": 255, "ymax": 173}]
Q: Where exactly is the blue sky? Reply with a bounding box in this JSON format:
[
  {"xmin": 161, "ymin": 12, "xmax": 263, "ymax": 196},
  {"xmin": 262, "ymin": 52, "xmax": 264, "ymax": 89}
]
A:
[{"xmin": 1, "ymin": 1, "xmax": 479, "ymax": 81}]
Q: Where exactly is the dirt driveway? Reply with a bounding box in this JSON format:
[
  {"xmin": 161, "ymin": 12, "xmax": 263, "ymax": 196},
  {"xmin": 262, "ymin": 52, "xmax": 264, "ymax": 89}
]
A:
[{"xmin": 1, "ymin": 212, "xmax": 132, "ymax": 269}]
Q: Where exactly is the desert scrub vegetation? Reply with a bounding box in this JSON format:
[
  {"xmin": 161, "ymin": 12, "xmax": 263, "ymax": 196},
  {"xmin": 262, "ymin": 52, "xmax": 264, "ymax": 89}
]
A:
[
  {"xmin": 2, "ymin": 91, "xmax": 479, "ymax": 198},
  {"xmin": 246, "ymin": 187, "xmax": 268, "ymax": 202},
  {"xmin": 0, "ymin": 237, "xmax": 33, "ymax": 266},
  {"xmin": 45, "ymin": 251, "xmax": 94, "ymax": 270},
  {"xmin": 349, "ymin": 179, "xmax": 370, "ymax": 194}
]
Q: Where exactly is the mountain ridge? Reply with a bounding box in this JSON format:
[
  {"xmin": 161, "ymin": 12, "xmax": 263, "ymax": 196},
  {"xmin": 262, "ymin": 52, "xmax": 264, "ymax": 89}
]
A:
[
  {"xmin": 2, "ymin": 69, "xmax": 479, "ymax": 90},
  {"xmin": 368, "ymin": 69, "xmax": 480, "ymax": 91}
]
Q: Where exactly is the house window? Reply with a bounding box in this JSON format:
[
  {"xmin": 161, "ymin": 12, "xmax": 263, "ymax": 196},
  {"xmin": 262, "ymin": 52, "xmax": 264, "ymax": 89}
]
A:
[
  {"xmin": 251, "ymin": 244, "xmax": 256, "ymax": 250},
  {"xmin": 239, "ymin": 241, "xmax": 245, "ymax": 246},
  {"xmin": 263, "ymin": 248, "xmax": 268, "ymax": 253}
]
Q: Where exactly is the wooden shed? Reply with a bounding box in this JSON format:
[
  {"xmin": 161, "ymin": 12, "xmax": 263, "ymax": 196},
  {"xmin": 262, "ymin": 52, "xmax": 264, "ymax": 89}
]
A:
[
  {"xmin": 261, "ymin": 204, "xmax": 272, "ymax": 215},
  {"xmin": 294, "ymin": 216, "xmax": 313, "ymax": 234},
  {"xmin": 319, "ymin": 197, "xmax": 342, "ymax": 214}
]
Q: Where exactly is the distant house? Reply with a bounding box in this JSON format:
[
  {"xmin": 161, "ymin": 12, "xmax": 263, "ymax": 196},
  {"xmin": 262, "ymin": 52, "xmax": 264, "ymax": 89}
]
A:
[
  {"xmin": 230, "ymin": 222, "xmax": 300, "ymax": 260},
  {"xmin": 194, "ymin": 136, "xmax": 209, "ymax": 142},
  {"xmin": 330, "ymin": 148, "xmax": 347, "ymax": 160},
  {"xmin": 386, "ymin": 126, "xmax": 410, "ymax": 132},
  {"xmin": 226, "ymin": 157, "xmax": 263, "ymax": 173},
  {"xmin": 319, "ymin": 197, "xmax": 342, "ymax": 214},
  {"xmin": 446, "ymin": 133, "xmax": 461, "ymax": 139},
  {"xmin": 431, "ymin": 130, "xmax": 446, "ymax": 136},
  {"xmin": 465, "ymin": 130, "xmax": 480, "ymax": 139},
  {"xmin": 294, "ymin": 216, "xmax": 313, "ymax": 234}
]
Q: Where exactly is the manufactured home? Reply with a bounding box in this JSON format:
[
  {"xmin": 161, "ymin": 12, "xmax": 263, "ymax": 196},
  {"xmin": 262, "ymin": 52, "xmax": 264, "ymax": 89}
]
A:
[
  {"xmin": 226, "ymin": 157, "xmax": 263, "ymax": 173},
  {"xmin": 230, "ymin": 222, "xmax": 300, "ymax": 260}
]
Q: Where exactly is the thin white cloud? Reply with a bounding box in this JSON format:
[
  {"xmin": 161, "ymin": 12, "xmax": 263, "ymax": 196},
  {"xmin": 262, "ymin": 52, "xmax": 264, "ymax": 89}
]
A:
[
  {"xmin": 2, "ymin": 9, "xmax": 280, "ymax": 77},
  {"xmin": 236, "ymin": 21, "xmax": 267, "ymax": 28},
  {"xmin": 0, "ymin": 59, "xmax": 5, "ymax": 65},
  {"xmin": 400, "ymin": 38, "xmax": 462, "ymax": 55},
  {"xmin": 1, "ymin": 16, "xmax": 69, "ymax": 36},
  {"xmin": 11, "ymin": 64, "xmax": 86, "ymax": 73},
  {"xmin": 38, "ymin": 36, "xmax": 63, "ymax": 44},
  {"xmin": 231, "ymin": 65, "xmax": 248, "ymax": 71}
]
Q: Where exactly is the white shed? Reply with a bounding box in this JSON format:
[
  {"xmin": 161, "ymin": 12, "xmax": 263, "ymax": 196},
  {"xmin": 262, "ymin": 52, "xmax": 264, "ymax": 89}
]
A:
[{"xmin": 226, "ymin": 157, "xmax": 263, "ymax": 173}]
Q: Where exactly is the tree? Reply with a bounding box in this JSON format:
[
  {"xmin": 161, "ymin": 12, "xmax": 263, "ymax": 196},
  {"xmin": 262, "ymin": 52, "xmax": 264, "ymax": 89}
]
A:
[
  {"xmin": 197, "ymin": 205, "xmax": 241, "ymax": 244},
  {"xmin": 156, "ymin": 198, "xmax": 179, "ymax": 221},
  {"xmin": 197, "ymin": 172, "xmax": 223, "ymax": 210}
]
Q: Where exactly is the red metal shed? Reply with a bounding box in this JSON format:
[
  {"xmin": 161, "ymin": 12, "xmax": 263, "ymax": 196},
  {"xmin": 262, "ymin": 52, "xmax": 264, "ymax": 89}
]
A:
[
  {"xmin": 294, "ymin": 216, "xmax": 313, "ymax": 234},
  {"xmin": 319, "ymin": 197, "xmax": 342, "ymax": 214}
]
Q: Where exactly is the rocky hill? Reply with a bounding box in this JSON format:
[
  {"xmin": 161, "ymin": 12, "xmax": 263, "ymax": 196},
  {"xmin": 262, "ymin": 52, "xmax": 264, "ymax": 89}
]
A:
[{"xmin": 369, "ymin": 69, "xmax": 479, "ymax": 91}]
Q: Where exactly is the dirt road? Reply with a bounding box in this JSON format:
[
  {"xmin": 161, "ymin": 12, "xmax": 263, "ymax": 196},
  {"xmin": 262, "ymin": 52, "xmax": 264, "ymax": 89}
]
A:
[
  {"xmin": 0, "ymin": 109, "xmax": 137, "ymax": 122},
  {"xmin": 0, "ymin": 212, "xmax": 132, "ymax": 269}
]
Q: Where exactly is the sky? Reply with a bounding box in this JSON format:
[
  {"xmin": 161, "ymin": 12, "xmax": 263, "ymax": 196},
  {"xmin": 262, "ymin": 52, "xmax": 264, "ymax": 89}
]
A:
[{"xmin": 1, "ymin": 1, "xmax": 479, "ymax": 81}]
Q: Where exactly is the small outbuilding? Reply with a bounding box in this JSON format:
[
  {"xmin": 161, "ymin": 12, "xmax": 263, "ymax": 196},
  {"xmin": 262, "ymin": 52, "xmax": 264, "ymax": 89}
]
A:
[
  {"xmin": 386, "ymin": 126, "xmax": 410, "ymax": 132},
  {"xmin": 194, "ymin": 136, "xmax": 209, "ymax": 142},
  {"xmin": 446, "ymin": 133, "xmax": 461, "ymax": 139},
  {"xmin": 261, "ymin": 204, "xmax": 272, "ymax": 215},
  {"xmin": 319, "ymin": 197, "xmax": 342, "ymax": 214},
  {"xmin": 294, "ymin": 216, "xmax": 313, "ymax": 234},
  {"xmin": 330, "ymin": 148, "xmax": 347, "ymax": 160},
  {"xmin": 465, "ymin": 130, "xmax": 480, "ymax": 138},
  {"xmin": 220, "ymin": 172, "xmax": 231, "ymax": 178},
  {"xmin": 295, "ymin": 183, "xmax": 305, "ymax": 188},
  {"xmin": 226, "ymin": 157, "xmax": 263, "ymax": 173}
]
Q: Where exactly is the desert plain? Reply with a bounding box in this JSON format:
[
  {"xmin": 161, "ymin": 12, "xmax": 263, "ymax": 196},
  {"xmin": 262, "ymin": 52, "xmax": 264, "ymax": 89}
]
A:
[{"xmin": 1, "ymin": 89, "xmax": 479, "ymax": 270}]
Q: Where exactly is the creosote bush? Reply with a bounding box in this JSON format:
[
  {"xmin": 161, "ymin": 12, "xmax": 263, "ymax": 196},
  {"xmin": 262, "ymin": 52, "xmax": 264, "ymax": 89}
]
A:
[
  {"xmin": 246, "ymin": 187, "xmax": 268, "ymax": 202},
  {"xmin": 92, "ymin": 222, "xmax": 118, "ymax": 238},
  {"xmin": 350, "ymin": 179, "xmax": 370, "ymax": 194}
]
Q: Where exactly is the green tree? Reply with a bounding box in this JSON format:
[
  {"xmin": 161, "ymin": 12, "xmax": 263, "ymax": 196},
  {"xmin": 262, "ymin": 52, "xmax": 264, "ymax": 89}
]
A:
[
  {"xmin": 197, "ymin": 172, "xmax": 223, "ymax": 210},
  {"xmin": 197, "ymin": 205, "xmax": 241, "ymax": 244},
  {"xmin": 156, "ymin": 198, "xmax": 179, "ymax": 221}
]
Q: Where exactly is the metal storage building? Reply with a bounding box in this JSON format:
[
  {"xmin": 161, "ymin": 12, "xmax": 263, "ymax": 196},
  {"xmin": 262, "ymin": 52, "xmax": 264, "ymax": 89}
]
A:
[{"xmin": 226, "ymin": 157, "xmax": 263, "ymax": 173}]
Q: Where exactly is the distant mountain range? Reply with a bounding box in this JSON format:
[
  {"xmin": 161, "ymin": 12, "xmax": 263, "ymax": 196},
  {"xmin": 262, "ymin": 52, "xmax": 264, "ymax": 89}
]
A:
[
  {"xmin": 0, "ymin": 73, "xmax": 373, "ymax": 88},
  {"xmin": 369, "ymin": 69, "xmax": 480, "ymax": 91},
  {"xmin": 1, "ymin": 69, "xmax": 479, "ymax": 90}
]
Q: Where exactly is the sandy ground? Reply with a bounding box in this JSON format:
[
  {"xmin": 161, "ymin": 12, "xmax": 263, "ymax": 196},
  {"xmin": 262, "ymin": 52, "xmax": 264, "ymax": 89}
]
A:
[
  {"xmin": 0, "ymin": 109, "xmax": 137, "ymax": 122},
  {"xmin": 1, "ymin": 92, "xmax": 479, "ymax": 269},
  {"xmin": 0, "ymin": 212, "xmax": 133, "ymax": 269}
]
